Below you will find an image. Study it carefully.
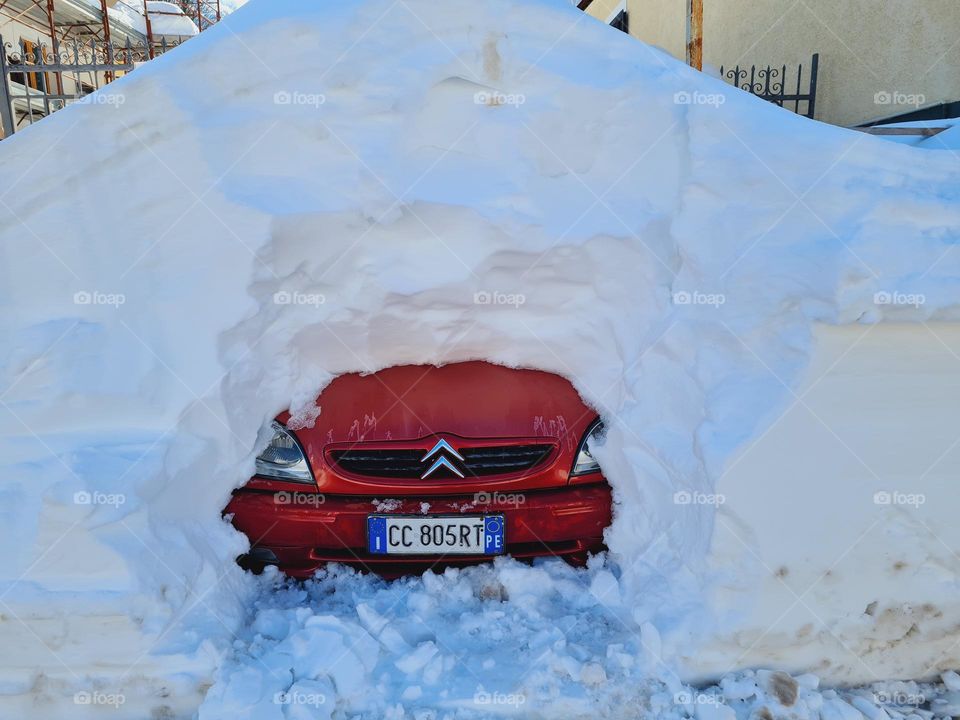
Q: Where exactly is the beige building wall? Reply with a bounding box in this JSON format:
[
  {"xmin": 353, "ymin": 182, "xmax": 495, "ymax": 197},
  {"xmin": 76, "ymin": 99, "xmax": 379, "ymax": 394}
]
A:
[{"xmin": 586, "ymin": 0, "xmax": 960, "ymax": 127}]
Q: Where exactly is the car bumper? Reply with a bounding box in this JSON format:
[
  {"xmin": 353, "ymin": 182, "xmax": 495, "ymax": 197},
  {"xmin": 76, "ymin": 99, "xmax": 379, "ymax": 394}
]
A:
[{"xmin": 225, "ymin": 482, "xmax": 612, "ymax": 578}]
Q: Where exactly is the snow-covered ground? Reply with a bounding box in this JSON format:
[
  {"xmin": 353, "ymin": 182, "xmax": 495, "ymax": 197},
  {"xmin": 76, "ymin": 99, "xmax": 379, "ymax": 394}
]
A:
[
  {"xmin": 198, "ymin": 565, "xmax": 960, "ymax": 719},
  {"xmin": 2, "ymin": 0, "xmax": 960, "ymax": 717}
]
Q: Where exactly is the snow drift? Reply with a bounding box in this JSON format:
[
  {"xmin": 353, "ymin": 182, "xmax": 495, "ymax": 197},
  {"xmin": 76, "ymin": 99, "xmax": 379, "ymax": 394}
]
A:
[
  {"xmin": 2, "ymin": 0, "xmax": 960, "ymax": 716},
  {"xmin": 103, "ymin": 0, "xmax": 200, "ymax": 38}
]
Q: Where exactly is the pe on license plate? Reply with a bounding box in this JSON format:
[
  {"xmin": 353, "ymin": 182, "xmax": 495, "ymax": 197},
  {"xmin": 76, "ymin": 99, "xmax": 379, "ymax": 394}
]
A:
[{"xmin": 367, "ymin": 515, "xmax": 505, "ymax": 555}]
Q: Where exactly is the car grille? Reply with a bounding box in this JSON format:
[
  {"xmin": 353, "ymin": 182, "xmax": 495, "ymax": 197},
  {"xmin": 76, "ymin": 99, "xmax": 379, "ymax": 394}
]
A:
[{"xmin": 330, "ymin": 444, "xmax": 554, "ymax": 479}]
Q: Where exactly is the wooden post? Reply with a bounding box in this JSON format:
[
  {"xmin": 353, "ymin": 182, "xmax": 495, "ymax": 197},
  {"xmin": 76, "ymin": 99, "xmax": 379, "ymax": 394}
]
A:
[
  {"xmin": 143, "ymin": 0, "xmax": 155, "ymax": 58},
  {"xmin": 100, "ymin": 0, "xmax": 114, "ymax": 82},
  {"xmin": 45, "ymin": 0, "xmax": 64, "ymax": 94},
  {"xmin": 686, "ymin": 0, "xmax": 703, "ymax": 70}
]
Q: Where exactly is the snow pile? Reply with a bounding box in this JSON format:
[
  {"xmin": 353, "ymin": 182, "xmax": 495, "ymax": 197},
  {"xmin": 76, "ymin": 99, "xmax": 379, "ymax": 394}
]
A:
[
  {"xmin": 928, "ymin": 123, "xmax": 960, "ymax": 150},
  {"xmin": 107, "ymin": 0, "xmax": 200, "ymax": 38},
  {"xmin": 2, "ymin": 0, "xmax": 960, "ymax": 715},
  {"xmin": 145, "ymin": 1, "xmax": 200, "ymax": 37},
  {"xmin": 218, "ymin": 0, "xmax": 249, "ymax": 13},
  {"xmin": 201, "ymin": 566, "xmax": 960, "ymax": 719}
]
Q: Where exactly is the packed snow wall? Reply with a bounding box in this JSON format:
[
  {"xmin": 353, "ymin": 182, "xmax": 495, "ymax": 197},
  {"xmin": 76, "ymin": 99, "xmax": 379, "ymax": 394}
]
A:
[{"xmin": 2, "ymin": 0, "xmax": 960, "ymax": 715}]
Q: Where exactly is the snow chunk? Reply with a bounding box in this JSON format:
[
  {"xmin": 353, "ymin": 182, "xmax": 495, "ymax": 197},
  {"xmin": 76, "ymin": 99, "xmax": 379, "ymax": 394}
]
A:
[{"xmin": 394, "ymin": 642, "xmax": 439, "ymax": 675}]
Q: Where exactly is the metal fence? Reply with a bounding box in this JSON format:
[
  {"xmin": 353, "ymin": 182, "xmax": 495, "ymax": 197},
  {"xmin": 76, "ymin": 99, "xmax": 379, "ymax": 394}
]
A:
[
  {"xmin": 0, "ymin": 33, "xmax": 186, "ymax": 137},
  {"xmin": 719, "ymin": 53, "xmax": 819, "ymax": 119}
]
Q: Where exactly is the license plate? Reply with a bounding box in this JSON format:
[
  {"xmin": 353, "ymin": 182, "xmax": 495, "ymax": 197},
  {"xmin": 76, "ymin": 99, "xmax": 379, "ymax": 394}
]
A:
[{"xmin": 367, "ymin": 515, "xmax": 505, "ymax": 555}]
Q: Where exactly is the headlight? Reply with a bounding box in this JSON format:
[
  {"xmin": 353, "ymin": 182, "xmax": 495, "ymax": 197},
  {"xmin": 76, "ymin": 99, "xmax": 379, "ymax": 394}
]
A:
[
  {"xmin": 571, "ymin": 419, "xmax": 605, "ymax": 476},
  {"xmin": 255, "ymin": 421, "xmax": 313, "ymax": 483}
]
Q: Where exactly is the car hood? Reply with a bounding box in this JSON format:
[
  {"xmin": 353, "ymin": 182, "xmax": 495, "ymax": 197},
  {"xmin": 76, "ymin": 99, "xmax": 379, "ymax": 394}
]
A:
[
  {"xmin": 286, "ymin": 361, "xmax": 596, "ymax": 448},
  {"xmin": 276, "ymin": 362, "xmax": 601, "ymax": 494}
]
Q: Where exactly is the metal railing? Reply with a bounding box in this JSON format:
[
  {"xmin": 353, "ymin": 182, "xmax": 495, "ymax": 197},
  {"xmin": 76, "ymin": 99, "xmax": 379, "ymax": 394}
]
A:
[
  {"xmin": 0, "ymin": 33, "xmax": 188, "ymax": 136},
  {"xmin": 720, "ymin": 53, "xmax": 819, "ymax": 119}
]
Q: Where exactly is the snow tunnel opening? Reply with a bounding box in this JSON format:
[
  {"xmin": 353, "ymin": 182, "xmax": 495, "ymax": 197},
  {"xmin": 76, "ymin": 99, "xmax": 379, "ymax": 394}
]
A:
[{"xmin": 224, "ymin": 360, "xmax": 614, "ymax": 580}]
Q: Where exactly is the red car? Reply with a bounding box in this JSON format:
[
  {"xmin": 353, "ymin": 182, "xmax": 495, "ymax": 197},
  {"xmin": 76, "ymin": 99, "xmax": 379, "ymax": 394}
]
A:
[{"xmin": 226, "ymin": 361, "xmax": 611, "ymax": 578}]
